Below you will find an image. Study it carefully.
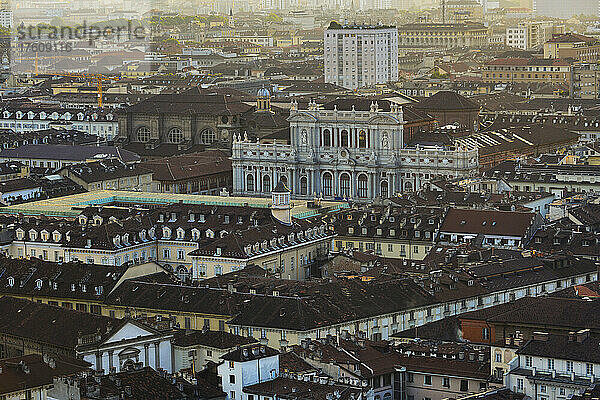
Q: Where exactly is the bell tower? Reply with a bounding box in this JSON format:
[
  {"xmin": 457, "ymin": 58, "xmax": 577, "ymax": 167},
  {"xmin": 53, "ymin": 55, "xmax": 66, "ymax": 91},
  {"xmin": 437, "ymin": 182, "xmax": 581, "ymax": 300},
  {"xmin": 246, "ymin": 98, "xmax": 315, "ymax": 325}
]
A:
[{"xmin": 271, "ymin": 180, "xmax": 292, "ymax": 226}]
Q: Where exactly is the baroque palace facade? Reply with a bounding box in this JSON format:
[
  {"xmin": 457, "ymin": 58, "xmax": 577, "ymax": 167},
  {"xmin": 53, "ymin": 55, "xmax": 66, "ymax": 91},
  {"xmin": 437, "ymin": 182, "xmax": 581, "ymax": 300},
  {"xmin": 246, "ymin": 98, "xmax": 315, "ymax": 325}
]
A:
[{"xmin": 232, "ymin": 99, "xmax": 479, "ymax": 201}]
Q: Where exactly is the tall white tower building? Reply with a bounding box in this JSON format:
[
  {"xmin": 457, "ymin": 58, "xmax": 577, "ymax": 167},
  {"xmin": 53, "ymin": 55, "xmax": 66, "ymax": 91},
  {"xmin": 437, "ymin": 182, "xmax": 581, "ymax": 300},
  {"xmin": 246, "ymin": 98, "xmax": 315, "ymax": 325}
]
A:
[{"xmin": 324, "ymin": 22, "xmax": 399, "ymax": 90}]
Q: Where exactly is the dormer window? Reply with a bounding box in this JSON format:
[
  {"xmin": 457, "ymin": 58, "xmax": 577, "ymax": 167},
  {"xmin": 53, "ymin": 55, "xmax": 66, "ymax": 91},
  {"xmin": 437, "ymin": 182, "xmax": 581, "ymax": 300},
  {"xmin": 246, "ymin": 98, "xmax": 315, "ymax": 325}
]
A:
[
  {"xmin": 535, "ymin": 237, "xmax": 542, "ymax": 244},
  {"xmin": 389, "ymin": 216, "xmax": 395, "ymax": 223},
  {"xmin": 29, "ymin": 230, "xmax": 38, "ymax": 241},
  {"xmin": 199, "ymin": 214, "xmax": 206, "ymax": 223},
  {"xmin": 177, "ymin": 228, "xmax": 185, "ymax": 240},
  {"xmin": 41, "ymin": 231, "xmax": 49, "ymax": 242},
  {"xmin": 35, "ymin": 279, "xmax": 42, "ymax": 289},
  {"xmin": 224, "ymin": 215, "xmax": 230, "ymax": 224},
  {"xmin": 361, "ymin": 228, "xmax": 367, "ymax": 235},
  {"xmin": 348, "ymin": 227, "xmax": 354, "ymax": 234},
  {"xmin": 415, "ymin": 231, "xmax": 421, "ymax": 238},
  {"xmin": 191, "ymin": 229, "xmax": 200, "ymax": 241},
  {"xmin": 389, "ymin": 229, "xmax": 395, "ymax": 236},
  {"xmin": 7, "ymin": 276, "xmax": 14, "ymax": 287},
  {"xmin": 16, "ymin": 229, "xmax": 24, "ymax": 240},
  {"xmin": 71, "ymin": 283, "xmax": 76, "ymax": 291},
  {"xmin": 162, "ymin": 227, "xmax": 171, "ymax": 239},
  {"xmin": 206, "ymin": 229, "xmax": 214, "ymax": 239}
]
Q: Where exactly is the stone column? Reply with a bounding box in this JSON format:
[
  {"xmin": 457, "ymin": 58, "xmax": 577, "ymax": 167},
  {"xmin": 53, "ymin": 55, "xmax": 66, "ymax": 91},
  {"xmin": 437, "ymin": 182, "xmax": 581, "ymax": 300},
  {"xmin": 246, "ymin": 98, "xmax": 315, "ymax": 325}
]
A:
[
  {"xmin": 144, "ymin": 344, "xmax": 150, "ymax": 367},
  {"xmin": 108, "ymin": 350, "xmax": 114, "ymax": 372},
  {"xmin": 154, "ymin": 342, "xmax": 160, "ymax": 370},
  {"xmin": 96, "ymin": 351, "xmax": 103, "ymax": 372}
]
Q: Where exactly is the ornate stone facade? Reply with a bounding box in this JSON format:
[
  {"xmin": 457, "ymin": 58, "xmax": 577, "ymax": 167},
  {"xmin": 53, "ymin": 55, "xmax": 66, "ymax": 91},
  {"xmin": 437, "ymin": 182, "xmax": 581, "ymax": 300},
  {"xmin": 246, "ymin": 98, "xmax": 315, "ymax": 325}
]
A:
[{"xmin": 232, "ymin": 100, "xmax": 479, "ymax": 202}]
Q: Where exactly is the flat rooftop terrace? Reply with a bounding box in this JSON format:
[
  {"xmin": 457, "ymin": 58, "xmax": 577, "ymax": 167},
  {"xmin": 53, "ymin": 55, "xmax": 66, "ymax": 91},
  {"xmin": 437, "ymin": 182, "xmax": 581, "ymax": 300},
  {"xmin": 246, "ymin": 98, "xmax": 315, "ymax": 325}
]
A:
[{"xmin": 0, "ymin": 191, "xmax": 349, "ymax": 219}]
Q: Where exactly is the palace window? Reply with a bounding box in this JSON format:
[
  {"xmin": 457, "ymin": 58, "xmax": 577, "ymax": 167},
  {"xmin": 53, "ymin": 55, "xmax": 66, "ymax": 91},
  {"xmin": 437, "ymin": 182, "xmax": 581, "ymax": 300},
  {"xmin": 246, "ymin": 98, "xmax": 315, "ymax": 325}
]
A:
[
  {"xmin": 246, "ymin": 174, "xmax": 254, "ymax": 192},
  {"xmin": 358, "ymin": 174, "xmax": 368, "ymax": 198},
  {"xmin": 168, "ymin": 127, "xmax": 183, "ymax": 144},
  {"xmin": 322, "ymin": 172, "xmax": 333, "ymax": 197},
  {"xmin": 136, "ymin": 126, "xmax": 150, "ymax": 142},
  {"xmin": 358, "ymin": 130, "xmax": 367, "ymax": 148},
  {"xmin": 340, "ymin": 173, "xmax": 351, "ymax": 198}
]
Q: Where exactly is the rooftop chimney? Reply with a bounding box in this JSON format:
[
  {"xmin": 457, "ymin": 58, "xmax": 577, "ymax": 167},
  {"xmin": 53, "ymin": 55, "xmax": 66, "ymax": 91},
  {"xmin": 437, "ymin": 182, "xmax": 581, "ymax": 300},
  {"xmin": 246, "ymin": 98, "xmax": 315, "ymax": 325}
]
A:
[
  {"xmin": 577, "ymin": 329, "xmax": 590, "ymax": 343},
  {"xmin": 532, "ymin": 332, "xmax": 549, "ymax": 341}
]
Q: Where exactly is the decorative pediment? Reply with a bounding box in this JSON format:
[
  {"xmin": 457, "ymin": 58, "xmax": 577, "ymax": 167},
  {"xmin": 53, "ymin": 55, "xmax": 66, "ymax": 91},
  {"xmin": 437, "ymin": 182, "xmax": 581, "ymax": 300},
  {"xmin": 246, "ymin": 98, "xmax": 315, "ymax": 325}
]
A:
[
  {"xmin": 287, "ymin": 111, "xmax": 318, "ymax": 123},
  {"xmin": 368, "ymin": 114, "xmax": 401, "ymax": 125}
]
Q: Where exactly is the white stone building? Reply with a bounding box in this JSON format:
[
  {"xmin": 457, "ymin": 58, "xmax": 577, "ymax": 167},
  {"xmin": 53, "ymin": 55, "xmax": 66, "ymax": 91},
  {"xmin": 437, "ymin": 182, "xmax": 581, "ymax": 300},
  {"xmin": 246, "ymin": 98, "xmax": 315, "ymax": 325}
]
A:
[
  {"xmin": 506, "ymin": 330, "xmax": 600, "ymax": 400},
  {"xmin": 218, "ymin": 344, "xmax": 279, "ymax": 400},
  {"xmin": 78, "ymin": 320, "xmax": 173, "ymax": 374},
  {"xmin": 232, "ymin": 99, "xmax": 479, "ymax": 202},
  {"xmin": 324, "ymin": 23, "xmax": 399, "ymax": 90}
]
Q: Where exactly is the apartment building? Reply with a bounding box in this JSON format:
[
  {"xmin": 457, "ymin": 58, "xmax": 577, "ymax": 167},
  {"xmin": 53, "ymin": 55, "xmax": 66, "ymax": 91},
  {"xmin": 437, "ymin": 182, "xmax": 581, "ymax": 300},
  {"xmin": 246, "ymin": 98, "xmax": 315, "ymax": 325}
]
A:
[
  {"xmin": 398, "ymin": 23, "xmax": 488, "ymax": 50},
  {"xmin": 482, "ymin": 58, "xmax": 571, "ymax": 86},
  {"xmin": 324, "ymin": 22, "xmax": 399, "ymax": 90},
  {"xmin": 506, "ymin": 21, "xmax": 564, "ymax": 50},
  {"xmin": 506, "ymin": 331, "xmax": 599, "ymax": 400}
]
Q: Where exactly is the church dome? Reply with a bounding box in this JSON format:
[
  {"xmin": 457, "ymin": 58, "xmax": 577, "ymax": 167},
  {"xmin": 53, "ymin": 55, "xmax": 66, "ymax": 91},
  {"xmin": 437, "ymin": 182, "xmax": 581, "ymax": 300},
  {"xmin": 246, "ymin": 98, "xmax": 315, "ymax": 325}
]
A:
[{"xmin": 257, "ymin": 87, "xmax": 271, "ymax": 98}]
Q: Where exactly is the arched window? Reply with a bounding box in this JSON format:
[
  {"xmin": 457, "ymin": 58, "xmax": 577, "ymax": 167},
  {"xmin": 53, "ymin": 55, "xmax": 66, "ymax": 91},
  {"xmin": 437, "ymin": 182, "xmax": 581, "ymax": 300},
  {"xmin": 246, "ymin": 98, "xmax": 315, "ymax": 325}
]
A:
[
  {"xmin": 323, "ymin": 129, "xmax": 331, "ymax": 147},
  {"xmin": 168, "ymin": 127, "xmax": 183, "ymax": 144},
  {"xmin": 322, "ymin": 172, "xmax": 333, "ymax": 197},
  {"xmin": 358, "ymin": 130, "xmax": 367, "ymax": 148},
  {"xmin": 280, "ymin": 175, "xmax": 288, "ymax": 186},
  {"xmin": 341, "ymin": 130, "xmax": 349, "ymax": 147},
  {"xmin": 176, "ymin": 265, "xmax": 190, "ymax": 282},
  {"xmin": 136, "ymin": 126, "xmax": 150, "ymax": 142},
  {"xmin": 263, "ymin": 175, "xmax": 271, "ymax": 193},
  {"xmin": 357, "ymin": 174, "xmax": 368, "ymax": 198},
  {"xmin": 405, "ymin": 181, "xmax": 413, "ymax": 191},
  {"xmin": 246, "ymin": 174, "xmax": 254, "ymax": 192},
  {"xmin": 200, "ymin": 128, "xmax": 215, "ymax": 144},
  {"xmin": 380, "ymin": 180, "xmax": 389, "ymax": 198},
  {"xmin": 340, "ymin": 173, "xmax": 351, "ymax": 198},
  {"xmin": 300, "ymin": 176, "xmax": 308, "ymax": 195}
]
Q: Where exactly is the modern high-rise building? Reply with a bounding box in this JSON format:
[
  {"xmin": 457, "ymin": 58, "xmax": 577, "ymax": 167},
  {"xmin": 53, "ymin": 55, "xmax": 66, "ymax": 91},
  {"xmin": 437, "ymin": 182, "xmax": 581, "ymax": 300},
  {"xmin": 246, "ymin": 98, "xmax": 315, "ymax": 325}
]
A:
[{"xmin": 324, "ymin": 22, "xmax": 399, "ymax": 90}]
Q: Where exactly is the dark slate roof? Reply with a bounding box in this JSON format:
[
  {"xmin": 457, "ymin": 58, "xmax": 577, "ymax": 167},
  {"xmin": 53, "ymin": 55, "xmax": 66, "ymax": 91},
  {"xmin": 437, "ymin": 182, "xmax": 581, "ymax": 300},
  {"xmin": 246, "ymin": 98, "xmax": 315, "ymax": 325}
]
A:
[
  {"xmin": 172, "ymin": 329, "xmax": 256, "ymax": 349},
  {"xmin": 121, "ymin": 87, "xmax": 253, "ymax": 116},
  {"xmin": 517, "ymin": 334, "xmax": 600, "ymax": 363},
  {"xmin": 0, "ymin": 354, "xmax": 90, "ymax": 395},
  {"xmin": 0, "ymin": 144, "xmax": 140, "ymax": 163},
  {"xmin": 221, "ymin": 344, "xmax": 279, "ymax": 361},
  {"xmin": 243, "ymin": 377, "xmax": 362, "ymax": 400},
  {"xmin": 272, "ymin": 180, "xmax": 290, "ymax": 193},
  {"xmin": 84, "ymin": 367, "xmax": 186, "ymax": 400},
  {"xmin": 458, "ymin": 296, "xmax": 600, "ymax": 332},
  {"xmin": 0, "ymin": 296, "xmax": 118, "ymax": 349},
  {"xmin": 462, "ymin": 388, "xmax": 529, "ymax": 400},
  {"xmin": 413, "ymin": 91, "xmax": 480, "ymax": 111},
  {"xmin": 60, "ymin": 159, "xmax": 152, "ymax": 183},
  {"xmin": 392, "ymin": 316, "xmax": 462, "ymax": 342},
  {"xmin": 440, "ymin": 208, "xmax": 536, "ymax": 237},
  {"xmin": 139, "ymin": 150, "xmax": 231, "ymax": 182}
]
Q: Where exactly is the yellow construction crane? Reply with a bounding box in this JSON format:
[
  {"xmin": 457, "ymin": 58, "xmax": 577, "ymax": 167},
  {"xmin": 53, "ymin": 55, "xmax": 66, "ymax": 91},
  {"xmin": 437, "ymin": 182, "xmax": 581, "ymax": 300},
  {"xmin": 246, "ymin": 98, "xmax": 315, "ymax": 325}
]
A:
[{"xmin": 45, "ymin": 72, "xmax": 120, "ymax": 108}]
